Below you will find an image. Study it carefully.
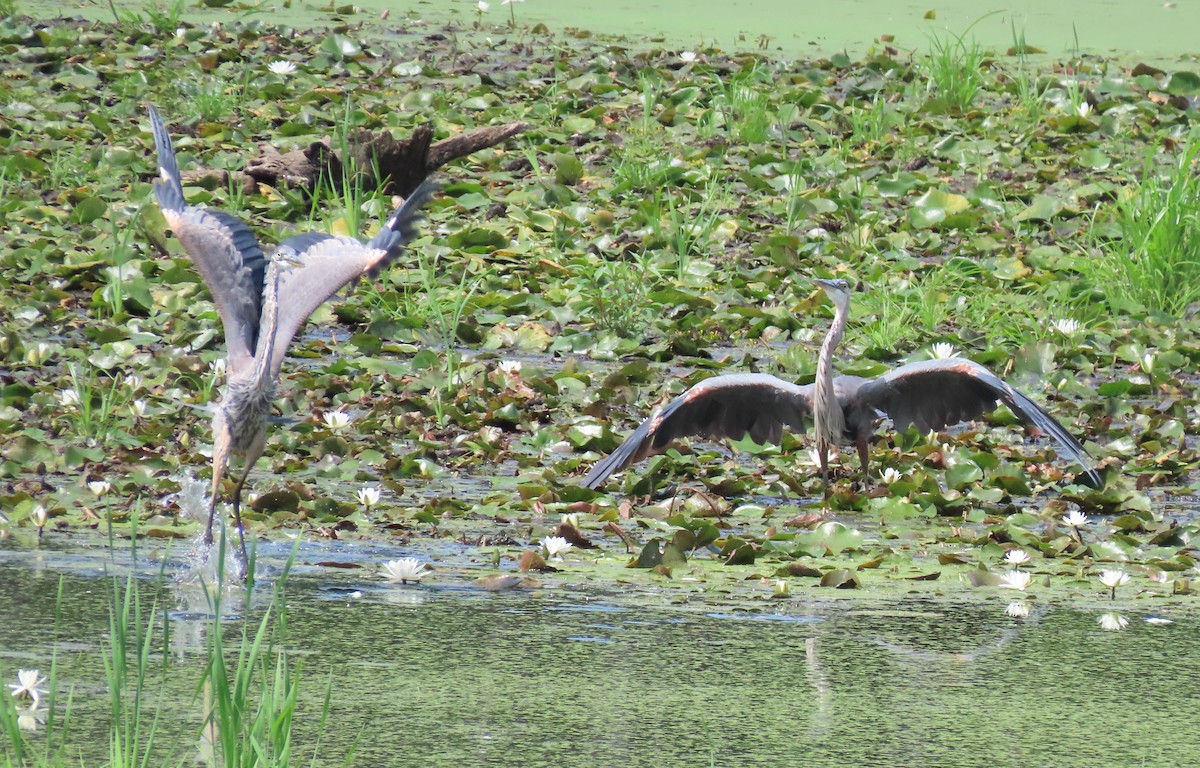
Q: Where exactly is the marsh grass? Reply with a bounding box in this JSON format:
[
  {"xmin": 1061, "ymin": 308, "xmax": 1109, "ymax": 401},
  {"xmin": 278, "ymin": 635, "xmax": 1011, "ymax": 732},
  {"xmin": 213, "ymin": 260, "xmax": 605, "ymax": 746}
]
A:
[
  {"xmin": 1091, "ymin": 141, "xmax": 1200, "ymax": 316},
  {"xmin": 65, "ymin": 363, "xmax": 128, "ymax": 445},
  {"xmin": 651, "ymin": 181, "xmax": 727, "ymax": 278},
  {"xmin": 100, "ymin": 208, "xmax": 140, "ymax": 319},
  {"xmin": 716, "ymin": 73, "xmax": 772, "ymax": 143},
  {"xmin": 923, "ymin": 26, "xmax": 987, "ymax": 112},
  {"xmin": 107, "ymin": 0, "xmax": 184, "ymax": 35},
  {"xmin": 3, "ymin": 538, "xmax": 320, "ymax": 768},
  {"xmin": 104, "ymin": 574, "xmax": 170, "ymax": 768},
  {"xmin": 577, "ymin": 252, "xmax": 658, "ymax": 337}
]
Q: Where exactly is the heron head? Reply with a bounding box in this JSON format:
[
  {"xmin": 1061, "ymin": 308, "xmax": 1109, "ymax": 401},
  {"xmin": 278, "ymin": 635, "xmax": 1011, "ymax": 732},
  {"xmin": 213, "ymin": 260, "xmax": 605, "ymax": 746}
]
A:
[{"xmin": 814, "ymin": 277, "xmax": 852, "ymax": 304}]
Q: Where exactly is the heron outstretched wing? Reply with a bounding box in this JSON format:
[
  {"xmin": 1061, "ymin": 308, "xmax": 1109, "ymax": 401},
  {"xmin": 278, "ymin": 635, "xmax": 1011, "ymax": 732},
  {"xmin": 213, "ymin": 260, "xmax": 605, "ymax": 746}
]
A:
[
  {"xmin": 264, "ymin": 180, "xmax": 437, "ymax": 378},
  {"xmin": 582, "ymin": 373, "xmax": 814, "ymax": 489},
  {"xmin": 851, "ymin": 358, "xmax": 1100, "ymax": 486},
  {"xmin": 148, "ymin": 105, "xmax": 267, "ymax": 373}
]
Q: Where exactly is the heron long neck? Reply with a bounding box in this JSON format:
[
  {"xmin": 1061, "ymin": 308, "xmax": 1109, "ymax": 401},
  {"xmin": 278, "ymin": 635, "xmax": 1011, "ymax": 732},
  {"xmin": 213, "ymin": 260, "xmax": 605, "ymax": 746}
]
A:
[{"xmin": 814, "ymin": 297, "xmax": 849, "ymax": 445}]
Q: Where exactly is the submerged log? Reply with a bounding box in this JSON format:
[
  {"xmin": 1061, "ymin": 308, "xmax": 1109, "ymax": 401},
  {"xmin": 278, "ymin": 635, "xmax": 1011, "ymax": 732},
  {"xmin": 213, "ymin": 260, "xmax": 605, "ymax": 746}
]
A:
[{"xmin": 180, "ymin": 121, "xmax": 529, "ymax": 198}]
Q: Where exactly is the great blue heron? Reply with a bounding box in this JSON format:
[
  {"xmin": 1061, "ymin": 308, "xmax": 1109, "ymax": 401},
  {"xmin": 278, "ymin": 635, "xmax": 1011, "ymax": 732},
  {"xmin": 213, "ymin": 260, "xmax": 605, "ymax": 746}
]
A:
[
  {"xmin": 583, "ymin": 278, "xmax": 1102, "ymax": 491},
  {"xmin": 149, "ymin": 105, "xmax": 437, "ymax": 567}
]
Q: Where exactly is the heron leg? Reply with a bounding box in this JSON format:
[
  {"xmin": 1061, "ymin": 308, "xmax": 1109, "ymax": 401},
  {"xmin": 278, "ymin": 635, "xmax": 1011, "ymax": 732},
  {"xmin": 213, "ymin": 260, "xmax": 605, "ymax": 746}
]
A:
[
  {"xmin": 856, "ymin": 435, "xmax": 870, "ymax": 489},
  {"xmin": 229, "ymin": 463, "xmax": 253, "ymax": 573},
  {"xmin": 205, "ymin": 445, "xmax": 229, "ymax": 550},
  {"xmin": 818, "ymin": 442, "xmax": 831, "ymax": 498}
]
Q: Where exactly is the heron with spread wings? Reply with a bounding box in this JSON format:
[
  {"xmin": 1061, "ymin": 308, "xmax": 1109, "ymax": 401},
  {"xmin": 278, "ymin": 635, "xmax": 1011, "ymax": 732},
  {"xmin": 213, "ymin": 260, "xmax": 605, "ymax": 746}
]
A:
[
  {"xmin": 149, "ymin": 105, "xmax": 437, "ymax": 567},
  {"xmin": 583, "ymin": 278, "xmax": 1102, "ymax": 491}
]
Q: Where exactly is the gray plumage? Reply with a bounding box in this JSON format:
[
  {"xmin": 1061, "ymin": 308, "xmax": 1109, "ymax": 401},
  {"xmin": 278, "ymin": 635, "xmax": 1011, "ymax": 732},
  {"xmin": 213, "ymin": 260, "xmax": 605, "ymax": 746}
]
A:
[
  {"xmin": 583, "ymin": 278, "xmax": 1101, "ymax": 491},
  {"xmin": 149, "ymin": 105, "xmax": 437, "ymax": 567}
]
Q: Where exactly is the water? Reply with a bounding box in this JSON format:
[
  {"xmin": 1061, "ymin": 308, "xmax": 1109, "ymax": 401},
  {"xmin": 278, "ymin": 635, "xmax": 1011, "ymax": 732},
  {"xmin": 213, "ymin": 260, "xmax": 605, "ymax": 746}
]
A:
[{"xmin": 0, "ymin": 538, "xmax": 1192, "ymax": 767}]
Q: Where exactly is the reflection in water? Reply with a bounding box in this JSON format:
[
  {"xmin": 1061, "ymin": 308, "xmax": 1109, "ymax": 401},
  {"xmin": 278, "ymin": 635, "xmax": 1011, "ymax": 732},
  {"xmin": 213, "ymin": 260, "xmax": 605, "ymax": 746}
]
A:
[{"xmin": 0, "ymin": 541, "xmax": 1194, "ymax": 768}]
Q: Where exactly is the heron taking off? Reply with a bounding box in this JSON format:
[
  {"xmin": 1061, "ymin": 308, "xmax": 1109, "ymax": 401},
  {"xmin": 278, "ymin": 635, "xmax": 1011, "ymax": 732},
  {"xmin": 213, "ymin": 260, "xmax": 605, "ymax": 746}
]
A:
[
  {"xmin": 149, "ymin": 105, "xmax": 437, "ymax": 567},
  {"xmin": 583, "ymin": 278, "xmax": 1102, "ymax": 491}
]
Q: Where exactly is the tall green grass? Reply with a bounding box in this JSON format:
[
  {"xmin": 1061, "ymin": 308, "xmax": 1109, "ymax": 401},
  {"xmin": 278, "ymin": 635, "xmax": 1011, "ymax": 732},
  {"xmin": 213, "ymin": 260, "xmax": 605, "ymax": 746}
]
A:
[
  {"xmin": 1091, "ymin": 140, "xmax": 1200, "ymax": 316},
  {"xmin": 2, "ymin": 542, "xmax": 325, "ymax": 768},
  {"xmin": 923, "ymin": 26, "xmax": 987, "ymax": 112}
]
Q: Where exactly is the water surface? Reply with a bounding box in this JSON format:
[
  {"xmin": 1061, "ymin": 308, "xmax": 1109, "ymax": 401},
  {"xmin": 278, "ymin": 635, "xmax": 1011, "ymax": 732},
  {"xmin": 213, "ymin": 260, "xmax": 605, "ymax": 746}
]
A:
[{"xmin": 0, "ymin": 539, "xmax": 1191, "ymax": 768}]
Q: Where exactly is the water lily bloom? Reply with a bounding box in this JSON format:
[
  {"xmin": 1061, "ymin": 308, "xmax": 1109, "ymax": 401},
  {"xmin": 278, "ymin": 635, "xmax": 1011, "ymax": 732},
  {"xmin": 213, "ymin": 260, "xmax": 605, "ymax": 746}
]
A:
[
  {"xmin": 561, "ymin": 512, "xmax": 580, "ymax": 529},
  {"xmin": 30, "ymin": 505, "xmax": 48, "ymax": 534},
  {"xmin": 58, "ymin": 388, "xmax": 80, "ymax": 407},
  {"xmin": 1061, "ymin": 510, "xmax": 1089, "ymax": 528},
  {"xmin": 928, "ymin": 343, "xmax": 959, "ymax": 359},
  {"xmin": 130, "ymin": 399, "xmax": 148, "ymax": 419},
  {"xmin": 88, "ymin": 480, "xmax": 112, "ymax": 498},
  {"xmin": 268, "ymin": 60, "xmax": 297, "ymax": 75},
  {"xmin": 773, "ymin": 580, "xmax": 790, "ymax": 597},
  {"xmin": 880, "ymin": 467, "xmax": 902, "ymax": 484},
  {"xmin": 1005, "ymin": 602, "xmax": 1029, "ymax": 618},
  {"xmin": 323, "ymin": 410, "xmax": 351, "ymax": 430},
  {"xmin": 1003, "ymin": 549, "xmax": 1031, "ymax": 566},
  {"xmin": 1076, "ymin": 101, "xmax": 1092, "ymax": 118},
  {"xmin": 1051, "ymin": 318, "xmax": 1082, "ymax": 336},
  {"xmin": 477, "ymin": 1, "xmax": 488, "ymax": 10},
  {"xmin": 998, "ymin": 570, "xmax": 1032, "ymax": 591},
  {"xmin": 498, "ymin": 360, "xmax": 522, "ymax": 375},
  {"xmin": 543, "ymin": 535, "xmax": 573, "ymax": 560},
  {"xmin": 680, "ymin": 51, "xmax": 697, "ymax": 63},
  {"xmin": 382, "ymin": 557, "xmax": 429, "ymax": 584},
  {"xmin": 1099, "ymin": 569, "xmax": 1130, "ymax": 599},
  {"xmin": 1098, "ymin": 612, "xmax": 1128, "ymax": 631},
  {"xmin": 357, "ymin": 486, "xmax": 381, "ymax": 508},
  {"xmin": 9, "ymin": 669, "xmax": 47, "ymax": 706}
]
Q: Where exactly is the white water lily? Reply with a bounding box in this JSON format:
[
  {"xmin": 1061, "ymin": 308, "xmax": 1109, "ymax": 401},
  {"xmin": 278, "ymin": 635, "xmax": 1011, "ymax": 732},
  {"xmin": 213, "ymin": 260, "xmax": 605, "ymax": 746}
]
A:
[
  {"xmin": 1003, "ymin": 549, "xmax": 1031, "ymax": 566},
  {"xmin": 880, "ymin": 467, "xmax": 902, "ymax": 484},
  {"xmin": 268, "ymin": 60, "xmax": 297, "ymax": 75},
  {"xmin": 357, "ymin": 486, "xmax": 381, "ymax": 508},
  {"xmin": 323, "ymin": 410, "xmax": 351, "ymax": 430},
  {"xmin": 9, "ymin": 669, "xmax": 47, "ymax": 706},
  {"xmin": 17, "ymin": 705, "xmax": 45, "ymax": 732},
  {"xmin": 26, "ymin": 342, "xmax": 54, "ymax": 365},
  {"xmin": 124, "ymin": 374, "xmax": 144, "ymax": 391},
  {"xmin": 928, "ymin": 342, "xmax": 960, "ymax": 359},
  {"xmin": 497, "ymin": 360, "xmax": 522, "ymax": 375},
  {"xmin": 58, "ymin": 388, "xmax": 80, "ymax": 407},
  {"xmin": 560, "ymin": 512, "xmax": 580, "ymax": 530},
  {"xmin": 1098, "ymin": 612, "xmax": 1128, "ymax": 631},
  {"xmin": 88, "ymin": 480, "xmax": 111, "ymax": 498},
  {"xmin": 1061, "ymin": 510, "xmax": 1089, "ymax": 528},
  {"xmin": 130, "ymin": 399, "xmax": 148, "ymax": 419},
  {"xmin": 1051, "ymin": 318, "xmax": 1082, "ymax": 336},
  {"xmin": 1005, "ymin": 602, "xmax": 1030, "ymax": 618},
  {"xmin": 680, "ymin": 51, "xmax": 697, "ymax": 63},
  {"xmin": 773, "ymin": 580, "xmax": 790, "ymax": 597},
  {"xmin": 998, "ymin": 570, "xmax": 1032, "ymax": 591},
  {"xmin": 1076, "ymin": 101, "xmax": 1092, "ymax": 118},
  {"xmin": 1099, "ymin": 569, "xmax": 1130, "ymax": 599},
  {"xmin": 477, "ymin": 0, "xmax": 489, "ymax": 10},
  {"xmin": 382, "ymin": 557, "xmax": 429, "ymax": 584},
  {"xmin": 543, "ymin": 535, "xmax": 573, "ymax": 560},
  {"xmin": 30, "ymin": 505, "xmax": 48, "ymax": 531}
]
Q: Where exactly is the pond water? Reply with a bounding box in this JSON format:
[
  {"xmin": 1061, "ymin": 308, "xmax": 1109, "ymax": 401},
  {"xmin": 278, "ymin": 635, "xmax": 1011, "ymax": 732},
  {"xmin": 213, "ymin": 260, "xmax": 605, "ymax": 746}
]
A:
[
  {"xmin": 1, "ymin": 538, "xmax": 1192, "ymax": 767},
  {"xmin": 45, "ymin": 0, "xmax": 1200, "ymax": 62}
]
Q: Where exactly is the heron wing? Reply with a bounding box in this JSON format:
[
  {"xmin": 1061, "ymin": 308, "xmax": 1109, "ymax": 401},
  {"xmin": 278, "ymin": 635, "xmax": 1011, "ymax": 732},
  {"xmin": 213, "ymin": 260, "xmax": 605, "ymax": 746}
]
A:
[
  {"xmin": 853, "ymin": 358, "xmax": 1100, "ymax": 485},
  {"xmin": 263, "ymin": 181, "xmax": 435, "ymax": 378},
  {"xmin": 149, "ymin": 105, "xmax": 267, "ymax": 373},
  {"xmin": 582, "ymin": 373, "xmax": 813, "ymax": 489}
]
